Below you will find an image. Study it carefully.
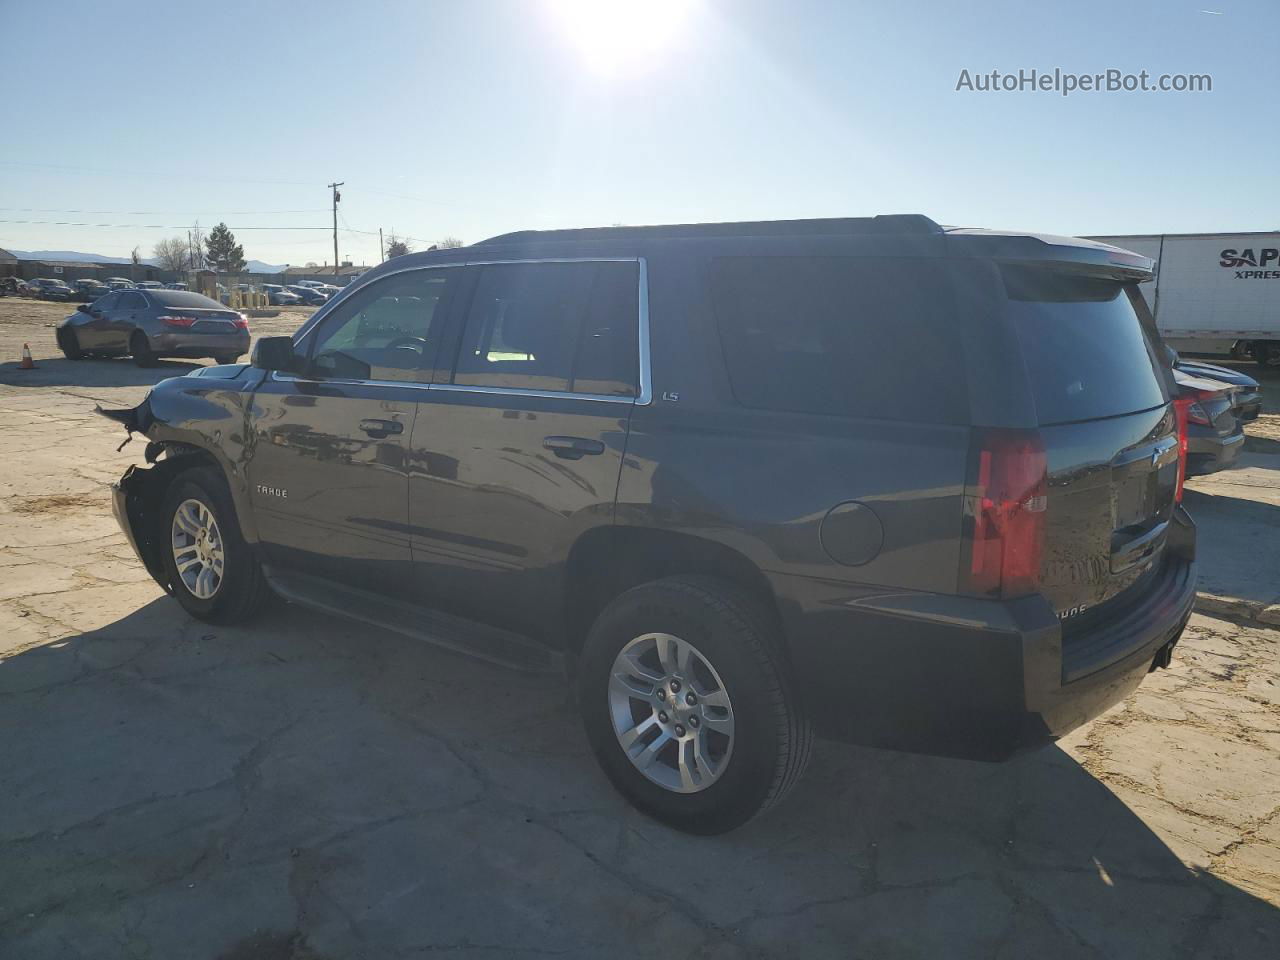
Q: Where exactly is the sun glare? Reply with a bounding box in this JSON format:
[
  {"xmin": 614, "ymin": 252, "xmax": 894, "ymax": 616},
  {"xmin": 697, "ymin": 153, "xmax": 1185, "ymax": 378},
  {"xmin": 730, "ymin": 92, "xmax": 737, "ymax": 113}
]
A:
[{"xmin": 547, "ymin": 0, "xmax": 693, "ymax": 75}]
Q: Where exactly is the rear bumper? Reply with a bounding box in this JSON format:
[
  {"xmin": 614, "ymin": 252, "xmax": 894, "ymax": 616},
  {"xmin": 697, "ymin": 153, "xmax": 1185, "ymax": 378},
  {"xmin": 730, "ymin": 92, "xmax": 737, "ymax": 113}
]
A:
[
  {"xmin": 772, "ymin": 508, "xmax": 1197, "ymax": 761},
  {"xmin": 148, "ymin": 330, "xmax": 250, "ymax": 356}
]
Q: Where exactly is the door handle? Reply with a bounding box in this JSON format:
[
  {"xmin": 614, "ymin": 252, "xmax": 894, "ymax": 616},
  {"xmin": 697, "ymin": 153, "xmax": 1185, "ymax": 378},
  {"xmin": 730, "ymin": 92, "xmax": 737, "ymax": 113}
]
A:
[
  {"xmin": 544, "ymin": 436, "xmax": 605, "ymax": 459},
  {"xmin": 360, "ymin": 418, "xmax": 403, "ymax": 438}
]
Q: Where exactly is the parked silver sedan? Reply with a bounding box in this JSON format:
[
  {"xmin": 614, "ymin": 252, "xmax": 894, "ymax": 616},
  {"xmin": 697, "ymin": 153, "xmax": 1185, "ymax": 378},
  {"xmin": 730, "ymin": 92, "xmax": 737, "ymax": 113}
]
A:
[{"xmin": 56, "ymin": 289, "xmax": 250, "ymax": 367}]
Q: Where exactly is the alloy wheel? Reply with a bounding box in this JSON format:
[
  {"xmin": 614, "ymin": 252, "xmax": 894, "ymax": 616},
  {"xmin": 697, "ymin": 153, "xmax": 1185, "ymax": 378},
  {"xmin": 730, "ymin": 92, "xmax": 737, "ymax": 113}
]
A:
[
  {"xmin": 608, "ymin": 632, "xmax": 735, "ymax": 794},
  {"xmin": 170, "ymin": 498, "xmax": 225, "ymax": 599}
]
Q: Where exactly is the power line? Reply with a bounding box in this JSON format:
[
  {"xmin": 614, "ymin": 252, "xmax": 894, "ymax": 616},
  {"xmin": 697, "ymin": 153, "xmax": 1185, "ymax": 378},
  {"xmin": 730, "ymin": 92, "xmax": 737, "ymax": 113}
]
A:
[
  {"xmin": 0, "ymin": 160, "xmax": 317, "ymax": 188},
  {"xmin": 339, "ymin": 225, "xmax": 443, "ymax": 247},
  {"xmin": 0, "ymin": 207, "xmax": 328, "ymax": 216},
  {"xmin": 0, "ymin": 219, "xmax": 331, "ymax": 230}
]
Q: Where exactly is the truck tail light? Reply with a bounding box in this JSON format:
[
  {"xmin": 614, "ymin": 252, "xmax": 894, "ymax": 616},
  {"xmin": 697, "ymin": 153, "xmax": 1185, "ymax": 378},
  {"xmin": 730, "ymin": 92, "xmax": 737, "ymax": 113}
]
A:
[
  {"xmin": 1184, "ymin": 395, "xmax": 1212, "ymax": 426},
  {"xmin": 1173, "ymin": 396, "xmax": 1192, "ymax": 503},
  {"xmin": 961, "ymin": 428, "xmax": 1047, "ymax": 598}
]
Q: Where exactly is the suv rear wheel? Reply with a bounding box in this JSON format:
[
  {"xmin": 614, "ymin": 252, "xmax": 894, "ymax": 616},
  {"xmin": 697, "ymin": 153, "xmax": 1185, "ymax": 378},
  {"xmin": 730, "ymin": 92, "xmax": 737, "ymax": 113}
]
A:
[
  {"xmin": 159, "ymin": 465, "xmax": 271, "ymax": 624},
  {"xmin": 578, "ymin": 576, "xmax": 812, "ymax": 834}
]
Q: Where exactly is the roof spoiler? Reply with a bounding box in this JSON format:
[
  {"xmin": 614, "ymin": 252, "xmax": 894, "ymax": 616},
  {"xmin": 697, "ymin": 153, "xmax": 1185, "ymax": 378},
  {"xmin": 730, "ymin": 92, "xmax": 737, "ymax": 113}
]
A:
[{"xmin": 943, "ymin": 229, "xmax": 1155, "ymax": 281}]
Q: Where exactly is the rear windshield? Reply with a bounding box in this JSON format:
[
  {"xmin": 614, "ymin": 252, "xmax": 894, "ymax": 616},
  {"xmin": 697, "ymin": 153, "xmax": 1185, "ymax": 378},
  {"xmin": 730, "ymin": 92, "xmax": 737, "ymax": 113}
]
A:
[
  {"xmin": 710, "ymin": 257, "xmax": 968, "ymax": 423},
  {"xmin": 1002, "ymin": 268, "xmax": 1165, "ymax": 425},
  {"xmin": 148, "ymin": 290, "xmax": 225, "ymax": 309}
]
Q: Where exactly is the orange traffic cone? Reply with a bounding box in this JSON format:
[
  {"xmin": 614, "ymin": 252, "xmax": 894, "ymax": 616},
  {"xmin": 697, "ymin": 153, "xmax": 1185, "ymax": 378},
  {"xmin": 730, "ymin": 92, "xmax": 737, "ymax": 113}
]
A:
[{"xmin": 18, "ymin": 343, "xmax": 36, "ymax": 370}]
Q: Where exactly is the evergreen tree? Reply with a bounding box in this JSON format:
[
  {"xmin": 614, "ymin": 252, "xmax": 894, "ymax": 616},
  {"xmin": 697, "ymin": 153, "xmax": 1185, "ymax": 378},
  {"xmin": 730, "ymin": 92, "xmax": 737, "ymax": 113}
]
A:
[{"xmin": 205, "ymin": 222, "xmax": 246, "ymax": 273}]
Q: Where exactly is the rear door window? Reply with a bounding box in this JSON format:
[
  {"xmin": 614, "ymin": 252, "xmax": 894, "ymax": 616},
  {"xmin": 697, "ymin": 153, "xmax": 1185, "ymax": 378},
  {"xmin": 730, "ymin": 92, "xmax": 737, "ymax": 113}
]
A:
[
  {"xmin": 1002, "ymin": 268, "xmax": 1166, "ymax": 425},
  {"xmin": 453, "ymin": 261, "xmax": 639, "ymax": 397},
  {"xmin": 709, "ymin": 256, "xmax": 967, "ymax": 423}
]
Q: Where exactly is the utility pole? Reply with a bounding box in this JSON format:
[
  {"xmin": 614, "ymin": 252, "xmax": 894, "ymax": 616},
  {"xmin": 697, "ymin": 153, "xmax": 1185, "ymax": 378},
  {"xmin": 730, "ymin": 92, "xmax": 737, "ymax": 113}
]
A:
[
  {"xmin": 327, "ymin": 181, "xmax": 344, "ymax": 277},
  {"xmin": 379, "ymin": 227, "xmax": 385, "ymax": 263}
]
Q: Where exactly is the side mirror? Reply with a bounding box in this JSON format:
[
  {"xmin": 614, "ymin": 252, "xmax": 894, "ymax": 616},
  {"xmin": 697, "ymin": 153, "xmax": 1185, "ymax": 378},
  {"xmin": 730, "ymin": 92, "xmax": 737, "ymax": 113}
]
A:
[
  {"xmin": 251, "ymin": 336, "xmax": 299, "ymax": 372},
  {"xmin": 76, "ymin": 303, "xmax": 91, "ymax": 313}
]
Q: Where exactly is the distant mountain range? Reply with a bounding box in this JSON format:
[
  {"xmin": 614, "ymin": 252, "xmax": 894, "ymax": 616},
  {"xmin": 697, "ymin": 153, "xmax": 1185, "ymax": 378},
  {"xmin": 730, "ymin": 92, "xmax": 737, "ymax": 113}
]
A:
[{"xmin": 8, "ymin": 249, "xmax": 288, "ymax": 273}]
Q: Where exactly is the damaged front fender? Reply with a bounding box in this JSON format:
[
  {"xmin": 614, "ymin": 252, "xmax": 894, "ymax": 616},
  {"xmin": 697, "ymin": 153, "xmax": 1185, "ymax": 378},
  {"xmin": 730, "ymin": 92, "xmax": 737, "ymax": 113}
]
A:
[{"xmin": 96, "ymin": 396, "xmax": 155, "ymax": 453}]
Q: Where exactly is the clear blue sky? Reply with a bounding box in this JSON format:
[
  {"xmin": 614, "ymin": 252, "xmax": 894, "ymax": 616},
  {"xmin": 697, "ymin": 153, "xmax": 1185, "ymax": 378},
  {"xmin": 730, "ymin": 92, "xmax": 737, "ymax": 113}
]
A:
[{"xmin": 1, "ymin": 0, "xmax": 1275, "ymax": 266}]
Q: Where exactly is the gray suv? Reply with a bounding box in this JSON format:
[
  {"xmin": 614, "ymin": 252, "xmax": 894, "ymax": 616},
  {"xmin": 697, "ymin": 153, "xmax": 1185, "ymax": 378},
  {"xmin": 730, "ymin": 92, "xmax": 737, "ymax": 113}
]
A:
[{"xmin": 100, "ymin": 216, "xmax": 1196, "ymax": 833}]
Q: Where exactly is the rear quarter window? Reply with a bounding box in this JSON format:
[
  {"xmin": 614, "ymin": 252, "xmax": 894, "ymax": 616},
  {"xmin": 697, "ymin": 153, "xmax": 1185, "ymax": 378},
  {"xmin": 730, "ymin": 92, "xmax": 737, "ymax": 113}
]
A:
[
  {"xmin": 1002, "ymin": 268, "xmax": 1166, "ymax": 425},
  {"xmin": 709, "ymin": 256, "xmax": 968, "ymax": 424}
]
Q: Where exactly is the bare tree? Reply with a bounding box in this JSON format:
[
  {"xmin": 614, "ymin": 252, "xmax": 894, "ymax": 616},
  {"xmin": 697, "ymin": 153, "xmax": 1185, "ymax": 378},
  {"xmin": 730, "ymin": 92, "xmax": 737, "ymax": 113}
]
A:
[
  {"xmin": 153, "ymin": 236, "xmax": 189, "ymax": 272},
  {"xmin": 384, "ymin": 233, "xmax": 412, "ymax": 259},
  {"xmin": 437, "ymin": 236, "xmax": 464, "ymax": 249}
]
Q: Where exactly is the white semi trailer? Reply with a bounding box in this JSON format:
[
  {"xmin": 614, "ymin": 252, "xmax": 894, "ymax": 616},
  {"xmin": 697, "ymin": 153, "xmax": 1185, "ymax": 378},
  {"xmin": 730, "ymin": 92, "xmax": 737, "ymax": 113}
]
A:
[{"xmin": 1087, "ymin": 231, "xmax": 1280, "ymax": 366}]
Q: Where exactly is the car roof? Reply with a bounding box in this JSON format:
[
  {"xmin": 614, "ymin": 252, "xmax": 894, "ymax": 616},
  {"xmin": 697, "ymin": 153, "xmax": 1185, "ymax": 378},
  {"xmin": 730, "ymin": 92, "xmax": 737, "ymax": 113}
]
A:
[{"xmin": 365, "ymin": 215, "xmax": 1153, "ymax": 284}]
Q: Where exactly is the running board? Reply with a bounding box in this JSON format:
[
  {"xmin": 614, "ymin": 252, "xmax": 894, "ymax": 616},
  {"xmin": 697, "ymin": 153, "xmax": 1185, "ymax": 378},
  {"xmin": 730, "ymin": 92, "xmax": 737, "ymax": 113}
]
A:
[{"xmin": 262, "ymin": 567, "xmax": 561, "ymax": 674}]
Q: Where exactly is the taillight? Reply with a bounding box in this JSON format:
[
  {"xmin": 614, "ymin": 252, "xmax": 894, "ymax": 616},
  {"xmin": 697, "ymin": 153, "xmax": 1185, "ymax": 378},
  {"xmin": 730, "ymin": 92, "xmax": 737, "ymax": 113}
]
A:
[
  {"xmin": 1173, "ymin": 396, "xmax": 1191, "ymax": 502},
  {"xmin": 961, "ymin": 428, "xmax": 1047, "ymax": 598},
  {"xmin": 233, "ymin": 314, "xmax": 249, "ymax": 330},
  {"xmin": 1184, "ymin": 397, "xmax": 1211, "ymax": 426},
  {"xmin": 157, "ymin": 315, "xmax": 196, "ymax": 328}
]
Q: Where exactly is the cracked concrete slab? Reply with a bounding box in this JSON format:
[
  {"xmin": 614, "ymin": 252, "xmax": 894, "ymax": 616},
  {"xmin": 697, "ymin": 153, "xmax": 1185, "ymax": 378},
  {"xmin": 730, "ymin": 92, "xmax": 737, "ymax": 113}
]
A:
[{"xmin": 1, "ymin": 297, "xmax": 1278, "ymax": 958}]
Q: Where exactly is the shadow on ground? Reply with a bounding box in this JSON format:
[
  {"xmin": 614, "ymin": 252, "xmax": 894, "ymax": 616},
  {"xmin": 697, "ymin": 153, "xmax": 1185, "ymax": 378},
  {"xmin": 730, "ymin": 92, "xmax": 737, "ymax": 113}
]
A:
[
  {"xmin": 1, "ymin": 597, "xmax": 1277, "ymax": 959},
  {"xmin": 0, "ymin": 356, "xmax": 204, "ymax": 390}
]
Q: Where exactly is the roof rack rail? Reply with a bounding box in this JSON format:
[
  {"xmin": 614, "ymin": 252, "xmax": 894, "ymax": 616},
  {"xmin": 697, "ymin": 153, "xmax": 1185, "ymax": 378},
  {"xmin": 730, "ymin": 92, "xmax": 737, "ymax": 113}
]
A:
[{"xmin": 476, "ymin": 214, "xmax": 942, "ymax": 246}]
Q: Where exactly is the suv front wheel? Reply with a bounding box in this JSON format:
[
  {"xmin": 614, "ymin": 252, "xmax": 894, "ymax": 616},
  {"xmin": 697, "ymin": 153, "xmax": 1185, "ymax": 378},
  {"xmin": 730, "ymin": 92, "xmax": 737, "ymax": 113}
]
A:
[
  {"xmin": 159, "ymin": 465, "xmax": 272, "ymax": 624},
  {"xmin": 578, "ymin": 576, "xmax": 812, "ymax": 834}
]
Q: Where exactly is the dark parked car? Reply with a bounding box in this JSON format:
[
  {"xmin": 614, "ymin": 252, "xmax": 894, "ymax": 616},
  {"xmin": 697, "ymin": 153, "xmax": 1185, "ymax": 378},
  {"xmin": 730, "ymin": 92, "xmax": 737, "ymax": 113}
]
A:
[
  {"xmin": 285, "ymin": 284, "xmax": 328, "ymax": 305},
  {"xmin": 58, "ymin": 288, "xmax": 249, "ymax": 366},
  {"xmin": 99, "ymin": 216, "xmax": 1196, "ymax": 833},
  {"xmin": 1172, "ymin": 368, "xmax": 1244, "ymax": 477},
  {"xmin": 30, "ymin": 278, "xmax": 75, "ymax": 301},
  {"xmin": 71, "ymin": 279, "xmax": 109, "ymax": 302},
  {"xmin": 262, "ymin": 284, "xmax": 302, "ymax": 306},
  {"xmin": 1169, "ymin": 352, "xmax": 1263, "ymax": 423}
]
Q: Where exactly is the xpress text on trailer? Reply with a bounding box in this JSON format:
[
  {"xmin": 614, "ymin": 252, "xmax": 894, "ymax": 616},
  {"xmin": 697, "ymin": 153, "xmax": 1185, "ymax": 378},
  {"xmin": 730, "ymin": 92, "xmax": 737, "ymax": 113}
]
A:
[{"xmin": 1088, "ymin": 232, "xmax": 1280, "ymax": 366}]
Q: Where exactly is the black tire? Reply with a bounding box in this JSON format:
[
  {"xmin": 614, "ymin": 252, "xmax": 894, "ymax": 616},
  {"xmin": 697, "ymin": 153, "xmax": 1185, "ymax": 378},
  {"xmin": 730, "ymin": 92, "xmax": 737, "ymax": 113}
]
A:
[
  {"xmin": 57, "ymin": 328, "xmax": 84, "ymax": 360},
  {"xmin": 158, "ymin": 464, "xmax": 272, "ymax": 624},
  {"xmin": 578, "ymin": 576, "xmax": 813, "ymax": 834},
  {"xmin": 130, "ymin": 331, "xmax": 158, "ymax": 367},
  {"xmin": 1253, "ymin": 341, "xmax": 1280, "ymax": 370},
  {"xmin": 213, "ymin": 352, "xmax": 242, "ymax": 365}
]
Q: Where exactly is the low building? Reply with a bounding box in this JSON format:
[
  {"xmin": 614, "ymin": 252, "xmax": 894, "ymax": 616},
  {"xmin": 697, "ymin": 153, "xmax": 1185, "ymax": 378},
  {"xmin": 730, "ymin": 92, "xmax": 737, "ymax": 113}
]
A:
[{"xmin": 0, "ymin": 247, "xmax": 17, "ymax": 280}]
